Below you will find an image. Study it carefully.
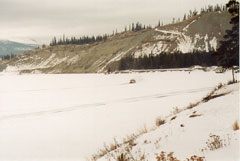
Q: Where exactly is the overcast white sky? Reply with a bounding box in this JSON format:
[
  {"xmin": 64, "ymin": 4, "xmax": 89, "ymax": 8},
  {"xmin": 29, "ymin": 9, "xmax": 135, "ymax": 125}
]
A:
[{"xmin": 0, "ymin": 0, "xmax": 227, "ymax": 44}]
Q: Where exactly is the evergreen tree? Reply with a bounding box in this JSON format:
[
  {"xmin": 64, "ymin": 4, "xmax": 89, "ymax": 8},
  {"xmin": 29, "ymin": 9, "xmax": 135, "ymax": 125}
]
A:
[
  {"xmin": 158, "ymin": 20, "xmax": 161, "ymax": 27},
  {"xmin": 214, "ymin": 0, "xmax": 239, "ymax": 82},
  {"xmin": 183, "ymin": 14, "xmax": 186, "ymax": 21},
  {"xmin": 118, "ymin": 51, "xmax": 216, "ymax": 70},
  {"xmin": 193, "ymin": 9, "xmax": 198, "ymax": 16},
  {"xmin": 132, "ymin": 23, "xmax": 135, "ymax": 31}
]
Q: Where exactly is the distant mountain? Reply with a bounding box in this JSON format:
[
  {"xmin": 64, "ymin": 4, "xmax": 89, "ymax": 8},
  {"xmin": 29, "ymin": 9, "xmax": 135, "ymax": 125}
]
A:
[
  {"xmin": 0, "ymin": 40, "xmax": 38, "ymax": 56},
  {"xmin": 0, "ymin": 11, "xmax": 232, "ymax": 74}
]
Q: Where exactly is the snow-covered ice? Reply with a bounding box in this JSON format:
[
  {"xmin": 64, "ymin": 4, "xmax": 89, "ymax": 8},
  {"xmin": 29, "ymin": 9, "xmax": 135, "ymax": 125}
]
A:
[{"xmin": 0, "ymin": 70, "xmax": 237, "ymax": 161}]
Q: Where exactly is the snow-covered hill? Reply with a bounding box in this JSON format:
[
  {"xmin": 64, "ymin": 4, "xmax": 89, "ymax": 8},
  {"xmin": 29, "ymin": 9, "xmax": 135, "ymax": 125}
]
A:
[{"xmin": 0, "ymin": 11, "xmax": 232, "ymax": 74}]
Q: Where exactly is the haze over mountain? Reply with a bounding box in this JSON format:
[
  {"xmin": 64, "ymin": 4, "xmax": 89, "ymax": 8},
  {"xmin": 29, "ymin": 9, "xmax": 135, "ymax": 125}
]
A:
[{"xmin": 0, "ymin": 40, "xmax": 38, "ymax": 56}]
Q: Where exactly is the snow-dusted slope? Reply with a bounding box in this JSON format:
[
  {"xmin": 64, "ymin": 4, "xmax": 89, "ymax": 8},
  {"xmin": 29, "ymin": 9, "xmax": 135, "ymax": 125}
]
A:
[
  {"xmin": 133, "ymin": 11, "xmax": 231, "ymax": 57},
  {"xmin": 0, "ymin": 11, "xmax": 232, "ymax": 74},
  {"xmin": 96, "ymin": 83, "xmax": 239, "ymax": 161},
  {"xmin": 0, "ymin": 70, "xmax": 238, "ymax": 161}
]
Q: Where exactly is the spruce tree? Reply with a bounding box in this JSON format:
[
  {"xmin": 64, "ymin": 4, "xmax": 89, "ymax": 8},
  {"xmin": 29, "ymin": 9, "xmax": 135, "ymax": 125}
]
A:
[{"xmin": 214, "ymin": 0, "xmax": 239, "ymax": 82}]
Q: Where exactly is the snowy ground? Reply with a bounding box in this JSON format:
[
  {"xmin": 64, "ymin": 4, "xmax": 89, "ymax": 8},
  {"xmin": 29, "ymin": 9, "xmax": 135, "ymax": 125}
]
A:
[
  {"xmin": 0, "ymin": 70, "xmax": 237, "ymax": 161},
  {"xmin": 98, "ymin": 83, "xmax": 239, "ymax": 161}
]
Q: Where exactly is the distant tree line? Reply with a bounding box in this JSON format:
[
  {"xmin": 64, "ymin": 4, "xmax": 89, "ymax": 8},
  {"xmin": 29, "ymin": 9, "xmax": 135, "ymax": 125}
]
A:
[
  {"xmin": 118, "ymin": 51, "xmax": 217, "ymax": 70},
  {"xmin": 0, "ymin": 54, "xmax": 16, "ymax": 60},
  {"xmin": 129, "ymin": 22, "xmax": 151, "ymax": 31},
  {"xmin": 50, "ymin": 34, "xmax": 108, "ymax": 46},
  {"xmin": 50, "ymin": 22, "xmax": 151, "ymax": 46},
  {"xmin": 200, "ymin": 4, "xmax": 227, "ymax": 14},
  {"xmin": 49, "ymin": 3, "xmax": 226, "ymax": 46},
  {"xmin": 182, "ymin": 4, "xmax": 227, "ymax": 21}
]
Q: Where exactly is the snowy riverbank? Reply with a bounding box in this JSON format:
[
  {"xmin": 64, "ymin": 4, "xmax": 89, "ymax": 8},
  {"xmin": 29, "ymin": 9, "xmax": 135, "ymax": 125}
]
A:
[{"xmin": 0, "ymin": 70, "xmax": 238, "ymax": 161}]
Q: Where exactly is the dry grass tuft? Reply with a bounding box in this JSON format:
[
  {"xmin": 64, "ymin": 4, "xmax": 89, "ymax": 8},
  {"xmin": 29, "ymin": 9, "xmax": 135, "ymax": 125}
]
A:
[
  {"xmin": 89, "ymin": 139, "xmax": 121, "ymax": 161},
  {"xmin": 227, "ymin": 80, "xmax": 237, "ymax": 85},
  {"xmin": 186, "ymin": 102, "xmax": 201, "ymax": 109},
  {"xmin": 201, "ymin": 82, "xmax": 228, "ymax": 103},
  {"xmin": 216, "ymin": 83, "xmax": 223, "ymax": 90},
  {"xmin": 189, "ymin": 114, "xmax": 202, "ymax": 118},
  {"xmin": 138, "ymin": 125, "xmax": 148, "ymax": 135},
  {"xmin": 155, "ymin": 117, "xmax": 165, "ymax": 127},
  {"xmin": 117, "ymin": 153, "xmax": 129, "ymax": 161},
  {"xmin": 233, "ymin": 120, "xmax": 239, "ymax": 131},
  {"xmin": 202, "ymin": 93, "xmax": 229, "ymax": 102},
  {"xmin": 171, "ymin": 107, "xmax": 181, "ymax": 115},
  {"xmin": 170, "ymin": 116, "xmax": 177, "ymax": 121}
]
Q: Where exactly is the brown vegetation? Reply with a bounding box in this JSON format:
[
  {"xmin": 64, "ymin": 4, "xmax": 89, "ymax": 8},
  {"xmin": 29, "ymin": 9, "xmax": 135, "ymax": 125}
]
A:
[
  {"xmin": 233, "ymin": 120, "xmax": 239, "ymax": 131},
  {"xmin": 155, "ymin": 117, "xmax": 166, "ymax": 127},
  {"xmin": 156, "ymin": 151, "xmax": 205, "ymax": 161}
]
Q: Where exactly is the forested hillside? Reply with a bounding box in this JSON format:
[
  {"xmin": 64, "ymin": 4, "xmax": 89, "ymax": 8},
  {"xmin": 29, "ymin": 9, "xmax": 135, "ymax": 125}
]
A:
[{"xmin": 0, "ymin": 5, "xmax": 233, "ymax": 74}]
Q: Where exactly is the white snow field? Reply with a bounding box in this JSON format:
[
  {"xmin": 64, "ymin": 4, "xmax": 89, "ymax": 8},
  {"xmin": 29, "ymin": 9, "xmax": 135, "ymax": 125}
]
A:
[
  {"xmin": 0, "ymin": 70, "xmax": 238, "ymax": 161},
  {"xmin": 98, "ymin": 82, "xmax": 239, "ymax": 161}
]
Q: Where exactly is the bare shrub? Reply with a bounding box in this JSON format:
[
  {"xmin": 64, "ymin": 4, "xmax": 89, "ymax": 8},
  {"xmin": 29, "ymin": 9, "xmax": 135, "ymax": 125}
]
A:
[
  {"xmin": 90, "ymin": 139, "xmax": 121, "ymax": 160},
  {"xmin": 186, "ymin": 155, "xmax": 205, "ymax": 161},
  {"xmin": 156, "ymin": 151, "xmax": 179, "ymax": 161},
  {"xmin": 156, "ymin": 152, "xmax": 205, "ymax": 161},
  {"xmin": 206, "ymin": 134, "xmax": 223, "ymax": 150},
  {"xmin": 155, "ymin": 117, "xmax": 165, "ymax": 127},
  {"xmin": 233, "ymin": 120, "xmax": 239, "ymax": 131}
]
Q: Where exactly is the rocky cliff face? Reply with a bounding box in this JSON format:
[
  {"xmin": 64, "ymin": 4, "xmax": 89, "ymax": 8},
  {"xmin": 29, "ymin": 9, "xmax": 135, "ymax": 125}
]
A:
[{"xmin": 0, "ymin": 11, "xmax": 232, "ymax": 74}]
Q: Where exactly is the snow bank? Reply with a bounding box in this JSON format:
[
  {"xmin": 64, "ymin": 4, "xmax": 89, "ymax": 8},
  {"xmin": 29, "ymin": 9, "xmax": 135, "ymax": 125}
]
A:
[{"xmin": 98, "ymin": 83, "xmax": 239, "ymax": 161}]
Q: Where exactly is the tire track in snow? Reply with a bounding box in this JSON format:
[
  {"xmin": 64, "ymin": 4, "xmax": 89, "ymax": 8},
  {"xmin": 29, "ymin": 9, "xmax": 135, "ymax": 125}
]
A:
[
  {"xmin": 0, "ymin": 84, "xmax": 118, "ymax": 93},
  {"xmin": 0, "ymin": 103, "xmax": 106, "ymax": 121},
  {"xmin": 0, "ymin": 87, "xmax": 213, "ymax": 121}
]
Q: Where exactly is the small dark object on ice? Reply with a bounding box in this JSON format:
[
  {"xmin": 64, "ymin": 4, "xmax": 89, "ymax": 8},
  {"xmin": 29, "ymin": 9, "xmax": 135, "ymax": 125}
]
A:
[{"xmin": 129, "ymin": 79, "xmax": 136, "ymax": 84}]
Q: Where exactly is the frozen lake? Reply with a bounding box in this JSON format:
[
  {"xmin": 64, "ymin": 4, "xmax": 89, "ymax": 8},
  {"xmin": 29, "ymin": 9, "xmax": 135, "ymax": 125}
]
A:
[{"xmin": 0, "ymin": 70, "xmax": 233, "ymax": 161}]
